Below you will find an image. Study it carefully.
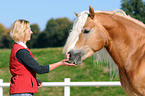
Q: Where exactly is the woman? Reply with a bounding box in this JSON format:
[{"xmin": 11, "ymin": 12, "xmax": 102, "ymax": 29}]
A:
[{"xmin": 9, "ymin": 19, "xmax": 76, "ymax": 96}]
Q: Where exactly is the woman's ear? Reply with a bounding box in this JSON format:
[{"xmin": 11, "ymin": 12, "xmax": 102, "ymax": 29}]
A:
[{"xmin": 89, "ymin": 6, "xmax": 94, "ymax": 19}]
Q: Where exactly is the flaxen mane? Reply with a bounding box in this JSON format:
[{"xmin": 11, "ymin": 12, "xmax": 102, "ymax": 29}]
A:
[
  {"xmin": 63, "ymin": 11, "xmax": 89, "ymax": 53},
  {"xmin": 96, "ymin": 10, "xmax": 145, "ymax": 28}
]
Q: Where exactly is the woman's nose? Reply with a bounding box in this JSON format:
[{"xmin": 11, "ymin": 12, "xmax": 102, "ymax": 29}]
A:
[{"xmin": 30, "ymin": 30, "xmax": 33, "ymax": 34}]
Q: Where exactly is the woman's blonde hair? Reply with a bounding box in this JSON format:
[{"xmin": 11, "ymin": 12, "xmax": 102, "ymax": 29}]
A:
[{"xmin": 10, "ymin": 19, "xmax": 29, "ymax": 42}]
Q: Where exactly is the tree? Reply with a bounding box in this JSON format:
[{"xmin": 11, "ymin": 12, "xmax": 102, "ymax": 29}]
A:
[
  {"xmin": 37, "ymin": 18, "xmax": 73, "ymax": 48},
  {"xmin": 0, "ymin": 24, "xmax": 5, "ymax": 37},
  {"xmin": 36, "ymin": 32, "xmax": 51, "ymax": 48},
  {"xmin": 0, "ymin": 35, "xmax": 11, "ymax": 48},
  {"xmin": 121, "ymin": 0, "xmax": 145, "ymax": 23},
  {"xmin": 45, "ymin": 18, "xmax": 57, "ymax": 33},
  {"xmin": 51, "ymin": 18, "xmax": 73, "ymax": 46},
  {"xmin": 0, "ymin": 24, "xmax": 12, "ymax": 48}
]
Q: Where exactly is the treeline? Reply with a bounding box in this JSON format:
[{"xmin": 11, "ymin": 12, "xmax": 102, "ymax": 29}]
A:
[
  {"xmin": 0, "ymin": 0, "xmax": 144, "ymax": 49},
  {"xmin": 0, "ymin": 18, "xmax": 73, "ymax": 48},
  {"xmin": 121, "ymin": 0, "xmax": 145, "ymax": 23}
]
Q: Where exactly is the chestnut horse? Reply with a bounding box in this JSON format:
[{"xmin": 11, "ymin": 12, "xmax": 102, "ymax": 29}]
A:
[{"xmin": 63, "ymin": 6, "xmax": 145, "ymax": 96}]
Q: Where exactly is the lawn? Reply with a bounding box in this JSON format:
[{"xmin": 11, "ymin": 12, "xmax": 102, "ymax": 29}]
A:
[{"xmin": 0, "ymin": 48, "xmax": 126, "ymax": 96}]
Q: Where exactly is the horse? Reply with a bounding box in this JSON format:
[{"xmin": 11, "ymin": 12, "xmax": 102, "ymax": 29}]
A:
[{"xmin": 63, "ymin": 6, "xmax": 145, "ymax": 96}]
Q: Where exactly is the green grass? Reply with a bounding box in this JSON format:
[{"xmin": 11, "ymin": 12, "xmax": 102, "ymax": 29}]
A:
[{"xmin": 0, "ymin": 48, "xmax": 126, "ymax": 96}]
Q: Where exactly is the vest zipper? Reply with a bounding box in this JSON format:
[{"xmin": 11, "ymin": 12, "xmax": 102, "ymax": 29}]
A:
[{"xmin": 31, "ymin": 78, "xmax": 33, "ymax": 88}]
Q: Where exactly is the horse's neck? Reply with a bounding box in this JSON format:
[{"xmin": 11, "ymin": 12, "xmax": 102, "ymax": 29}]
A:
[{"xmin": 99, "ymin": 13, "xmax": 145, "ymax": 70}]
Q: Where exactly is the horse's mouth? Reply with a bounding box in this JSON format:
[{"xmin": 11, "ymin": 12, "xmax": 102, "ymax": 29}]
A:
[{"xmin": 67, "ymin": 50, "xmax": 84, "ymax": 64}]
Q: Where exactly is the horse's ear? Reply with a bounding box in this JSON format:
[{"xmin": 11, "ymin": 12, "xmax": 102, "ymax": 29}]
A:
[
  {"xmin": 89, "ymin": 6, "xmax": 94, "ymax": 19},
  {"xmin": 74, "ymin": 12, "xmax": 78, "ymax": 17}
]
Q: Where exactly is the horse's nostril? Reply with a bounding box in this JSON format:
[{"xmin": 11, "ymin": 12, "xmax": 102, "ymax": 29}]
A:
[
  {"xmin": 67, "ymin": 51, "xmax": 72, "ymax": 58},
  {"xmin": 69, "ymin": 53, "xmax": 72, "ymax": 58}
]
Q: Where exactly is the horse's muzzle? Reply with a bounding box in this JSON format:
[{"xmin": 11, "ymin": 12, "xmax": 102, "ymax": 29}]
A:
[{"xmin": 67, "ymin": 50, "xmax": 84, "ymax": 64}]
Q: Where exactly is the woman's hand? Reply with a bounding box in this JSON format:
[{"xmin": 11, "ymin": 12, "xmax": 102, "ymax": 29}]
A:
[
  {"xmin": 61, "ymin": 59, "xmax": 77, "ymax": 67},
  {"xmin": 36, "ymin": 79, "xmax": 42, "ymax": 88},
  {"xmin": 61, "ymin": 54, "xmax": 76, "ymax": 67},
  {"xmin": 49, "ymin": 54, "xmax": 77, "ymax": 71}
]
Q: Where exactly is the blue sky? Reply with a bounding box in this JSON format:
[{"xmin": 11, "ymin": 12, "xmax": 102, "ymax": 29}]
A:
[{"xmin": 0, "ymin": 0, "xmax": 122, "ymax": 31}]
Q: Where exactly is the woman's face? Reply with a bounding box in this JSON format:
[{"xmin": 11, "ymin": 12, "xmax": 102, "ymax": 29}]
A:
[{"xmin": 24, "ymin": 24, "xmax": 33, "ymax": 43}]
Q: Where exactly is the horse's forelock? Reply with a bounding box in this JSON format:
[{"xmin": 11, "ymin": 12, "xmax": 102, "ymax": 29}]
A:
[{"xmin": 63, "ymin": 11, "xmax": 89, "ymax": 53}]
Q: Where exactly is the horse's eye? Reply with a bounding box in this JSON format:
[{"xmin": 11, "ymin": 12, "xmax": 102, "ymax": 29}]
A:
[{"xmin": 83, "ymin": 29, "xmax": 90, "ymax": 34}]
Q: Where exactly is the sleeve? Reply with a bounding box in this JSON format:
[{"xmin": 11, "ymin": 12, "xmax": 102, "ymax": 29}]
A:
[{"xmin": 16, "ymin": 49, "xmax": 49, "ymax": 74}]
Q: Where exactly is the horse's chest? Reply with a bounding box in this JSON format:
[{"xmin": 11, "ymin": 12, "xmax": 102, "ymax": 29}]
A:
[{"xmin": 119, "ymin": 69, "xmax": 143, "ymax": 96}]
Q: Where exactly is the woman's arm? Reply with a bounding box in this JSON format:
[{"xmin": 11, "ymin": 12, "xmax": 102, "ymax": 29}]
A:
[
  {"xmin": 16, "ymin": 49, "xmax": 76, "ymax": 73},
  {"xmin": 16, "ymin": 49, "xmax": 49, "ymax": 74}
]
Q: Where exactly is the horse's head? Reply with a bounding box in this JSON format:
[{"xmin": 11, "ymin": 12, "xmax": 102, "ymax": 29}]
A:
[{"xmin": 63, "ymin": 6, "xmax": 109, "ymax": 64}]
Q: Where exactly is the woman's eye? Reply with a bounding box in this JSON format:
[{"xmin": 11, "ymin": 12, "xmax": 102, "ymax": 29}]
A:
[{"xmin": 83, "ymin": 29, "xmax": 90, "ymax": 34}]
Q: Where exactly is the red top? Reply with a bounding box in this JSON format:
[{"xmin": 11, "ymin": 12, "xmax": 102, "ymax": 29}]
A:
[{"xmin": 9, "ymin": 43, "xmax": 38, "ymax": 94}]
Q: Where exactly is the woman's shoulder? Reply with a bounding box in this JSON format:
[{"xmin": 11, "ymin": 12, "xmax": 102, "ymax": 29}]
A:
[{"xmin": 17, "ymin": 49, "xmax": 29, "ymax": 54}]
